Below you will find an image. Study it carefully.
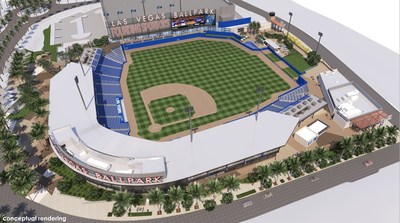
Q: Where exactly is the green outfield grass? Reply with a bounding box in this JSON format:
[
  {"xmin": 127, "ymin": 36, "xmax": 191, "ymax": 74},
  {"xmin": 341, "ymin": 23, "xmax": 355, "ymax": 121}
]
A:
[
  {"xmin": 149, "ymin": 94, "xmax": 193, "ymax": 125},
  {"xmin": 283, "ymin": 67, "xmax": 299, "ymax": 79},
  {"xmin": 265, "ymin": 53, "xmax": 281, "ymax": 62},
  {"xmin": 127, "ymin": 40, "xmax": 290, "ymax": 140},
  {"xmin": 283, "ymin": 49, "xmax": 311, "ymax": 72}
]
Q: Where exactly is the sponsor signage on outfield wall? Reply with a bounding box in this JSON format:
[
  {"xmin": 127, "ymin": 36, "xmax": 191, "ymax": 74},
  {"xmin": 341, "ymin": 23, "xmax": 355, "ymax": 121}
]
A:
[
  {"xmin": 49, "ymin": 138, "xmax": 164, "ymax": 185},
  {"xmin": 108, "ymin": 8, "xmax": 216, "ymax": 39}
]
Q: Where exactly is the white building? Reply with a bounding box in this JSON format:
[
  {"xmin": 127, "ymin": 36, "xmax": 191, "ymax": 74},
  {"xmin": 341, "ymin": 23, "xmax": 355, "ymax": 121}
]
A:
[
  {"xmin": 294, "ymin": 120, "xmax": 328, "ymax": 147},
  {"xmin": 318, "ymin": 69, "xmax": 390, "ymax": 129}
]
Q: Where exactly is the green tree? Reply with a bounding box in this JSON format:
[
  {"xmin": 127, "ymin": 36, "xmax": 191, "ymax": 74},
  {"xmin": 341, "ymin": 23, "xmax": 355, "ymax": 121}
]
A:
[
  {"xmin": 285, "ymin": 156, "xmax": 302, "ymax": 178},
  {"xmin": 187, "ymin": 183, "xmax": 206, "ymax": 207},
  {"xmin": 162, "ymin": 195, "xmax": 176, "ymax": 214},
  {"xmin": 270, "ymin": 161, "xmax": 287, "ymax": 183},
  {"xmin": 255, "ymin": 165, "xmax": 271, "ymax": 189},
  {"xmin": 299, "ymin": 150, "xmax": 315, "ymax": 172},
  {"xmin": 112, "ymin": 190, "xmax": 133, "ymax": 217},
  {"xmin": 338, "ymin": 137, "xmax": 353, "ymax": 159},
  {"xmin": 222, "ymin": 175, "xmax": 240, "ymax": 192},
  {"xmin": 29, "ymin": 122, "xmax": 47, "ymax": 142},
  {"xmin": 8, "ymin": 167, "xmax": 37, "ymax": 196},
  {"xmin": 1, "ymin": 148, "xmax": 25, "ymax": 164},
  {"xmin": 181, "ymin": 193, "xmax": 194, "ymax": 211},
  {"xmin": 220, "ymin": 192, "xmax": 234, "ymax": 204},
  {"xmin": 374, "ymin": 126, "xmax": 387, "ymax": 148},
  {"xmin": 203, "ymin": 199, "xmax": 217, "ymax": 211},
  {"xmin": 206, "ymin": 179, "xmax": 223, "ymax": 200},
  {"xmin": 314, "ymin": 147, "xmax": 330, "ymax": 168},
  {"xmin": 386, "ymin": 125, "xmax": 399, "ymax": 145},
  {"xmin": 168, "ymin": 186, "xmax": 184, "ymax": 211},
  {"xmin": 306, "ymin": 51, "xmax": 321, "ymax": 66},
  {"xmin": 147, "ymin": 187, "xmax": 165, "ymax": 213},
  {"xmin": 352, "ymin": 132, "xmax": 367, "ymax": 155}
]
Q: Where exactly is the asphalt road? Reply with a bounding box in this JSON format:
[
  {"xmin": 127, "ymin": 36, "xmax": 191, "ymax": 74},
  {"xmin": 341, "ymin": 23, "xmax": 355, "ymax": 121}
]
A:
[
  {"xmin": 229, "ymin": 0, "xmax": 399, "ymax": 127},
  {"xmin": 0, "ymin": 1, "xmax": 399, "ymax": 222},
  {"xmin": 1, "ymin": 143, "xmax": 398, "ymax": 223}
]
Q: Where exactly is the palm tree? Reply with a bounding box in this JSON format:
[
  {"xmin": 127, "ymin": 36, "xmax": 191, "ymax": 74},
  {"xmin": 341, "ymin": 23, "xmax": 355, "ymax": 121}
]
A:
[
  {"xmin": 352, "ymin": 132, "xmax": 367, "ymax": 155},
  {"xmin": 9, "ymin": 169, "xmax": 37, "ymax": 196},
  {"xmin": 255, "ymin": 165, "xmax": 271, "ymax": 189},
  {"xmin": 313, "ymin": 147, "xmax": 329, "ymax": 168},
  {"xmin": 187, "ymin": 183, "xmax": 206, "ymax": 208},
  {"xmin": 374, "ymin": 126, "xmax": 387, "ymax": 148},
  {"xmin": 111, "ymin": 190, "xmax": 133, "ymax": 217},
  {"xmin": 222, "ymin": 175, "xmax": 240, "ymax": 192},
  {"xmin": 168, "ymin": 186, "xmax": 184, "ymax": 211},
  {"xmin": 299, "ymin": 150, "xmax": 315, "ymax": 171},
  {"xmin": 206, "ymin": 179, "xmax": 223, "ymax": 200},
  {"xmin": 270, "ymin": 161, "xmax": 287, "ymax": 183},
  {"xmin": 285, "ymin": 156, "xmax": 301, "ymax": 178},
  {"xmin": 364, "ymin": 130, "xmax": 376, "ymax": 152},
  {"xmin": 147, "ymin": 187, "xmax": 165, "ymax": 213},
  {"xmin": 29, "ymin": 122, "xmax": 47, "ymax": 142},
  {"xmin": 33, "ymin": 107, "xmax": 48, "ymax": 119},
  {"xmin": 6, "ymin": 162, "xmax": 30, "ymax": 180},
  {"xmin": 2, "ymin": 139, "xmax": 19, "ymax": 154},
  {"xmin": 1, "ymin": 148, "xmax": 25, "ymax": 164},
  {"xmin": 338, "ymin": 137, "xmax": 353, "ymax": 159},
  {"xmin": 386, "ymin": 125, "xmax": 399, "ymax": 145}
]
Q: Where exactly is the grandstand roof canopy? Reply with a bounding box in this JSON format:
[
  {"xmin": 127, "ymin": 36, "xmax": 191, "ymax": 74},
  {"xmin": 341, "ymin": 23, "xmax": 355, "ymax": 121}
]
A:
[{"xmin": 49, "ymin": 63, "xmax": 299, "ymax": 184}]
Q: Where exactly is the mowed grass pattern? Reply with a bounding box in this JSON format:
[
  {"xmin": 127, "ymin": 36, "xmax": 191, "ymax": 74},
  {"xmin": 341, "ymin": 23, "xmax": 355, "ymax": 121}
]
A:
[
  {"xmin": 149, "ymin": 94, "xmax": 193, "ymax": 125},
  {"xmin": 127, "ymin": 40, "xmax": 290, "ymax": 140}
]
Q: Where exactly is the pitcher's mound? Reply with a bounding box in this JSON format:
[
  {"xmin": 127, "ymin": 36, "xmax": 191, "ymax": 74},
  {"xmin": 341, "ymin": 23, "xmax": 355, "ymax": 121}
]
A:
[
  {"xmin": 148, "ymin": 123, "xmax": 162, "ymax": 133},
  {"xmin": 166, "ymin": 107, "xmax": 175, "ymax": 113}
]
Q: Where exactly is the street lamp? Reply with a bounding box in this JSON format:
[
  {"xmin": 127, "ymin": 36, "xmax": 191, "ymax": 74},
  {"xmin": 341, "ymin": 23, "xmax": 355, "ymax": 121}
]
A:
[
  {"xmin": 169, "ymin": 3, "xmax": 175, "ymax": 16},
  {"xmin": 315, "ymin": 32, "xmax": 323, "ymax": 54},
  {"xmin": 287, "ymin": 12, "xmax": 293, "ymax": 37},
  {"xmin": 184, "ymin": 106, "xmax": 194, "ymax": 142},
  {"xmin": 255, "ymin": 86, "xmax": 264, "ymax": 121},
  {"xmin": 141, "ymin": 0, "xmax": 146, "ymax": 16}
]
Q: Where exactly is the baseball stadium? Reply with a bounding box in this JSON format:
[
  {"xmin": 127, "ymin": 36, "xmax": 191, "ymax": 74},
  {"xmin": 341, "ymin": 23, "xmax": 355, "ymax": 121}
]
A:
[{"xmin": 47, "ymin": 0, "xmax": 313, "ymax": 190}]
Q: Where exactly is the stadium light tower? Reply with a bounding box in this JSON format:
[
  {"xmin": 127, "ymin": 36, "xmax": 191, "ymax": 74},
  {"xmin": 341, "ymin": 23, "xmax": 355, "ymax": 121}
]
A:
[
  {"xmin": 169, "ymin": 3, "xmax": 175, "ymax": 16},
  {"xmin": 141, "ymin": 0, "xmax": 147, "ymax": 16},
  {"xmin": 255, "ymin": 86, "xmax": 265, "ymax": 121},
  {"xmin": 315, "ymin": 32, "xmax": 323, "ymax": 54},
  {"xmin": 156, "ymin": 5, "xmax": 162, "ymax": 15},
  {"xmin": 130, "ymin": 9, "xmax": 136, "ymax": 22},
  {"xmin": 287, "ymin": 12, "xmax": 293, "ymax": 37},
  {"xmin": 74, "ymin": 76, "xmax": 86, "ymax": 109},
  {"xmin": 185, "ymin": 106, "xmax": 194, "ymax": 142}
]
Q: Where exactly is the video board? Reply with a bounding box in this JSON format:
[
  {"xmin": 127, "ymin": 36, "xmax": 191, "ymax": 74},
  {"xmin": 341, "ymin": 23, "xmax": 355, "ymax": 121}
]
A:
[{"xmin": 171, "ymin": 14, "xmax": 216, "ymax": 30}]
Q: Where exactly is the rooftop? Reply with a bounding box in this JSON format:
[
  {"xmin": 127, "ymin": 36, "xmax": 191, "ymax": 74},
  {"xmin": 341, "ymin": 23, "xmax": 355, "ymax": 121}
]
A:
[
  {"xmin": 48, "ymin": 63, "xmax": 299, "ymax": 185},
  {"xmin": 319, "ymin": 69, "xmax": 381, "ymax": 120}
]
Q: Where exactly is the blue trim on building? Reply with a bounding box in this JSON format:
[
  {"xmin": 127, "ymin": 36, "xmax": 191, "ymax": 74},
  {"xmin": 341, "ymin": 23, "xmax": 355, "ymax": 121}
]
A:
[{"xmin": 218, "ymin": 17, "xmax": 251, "ymax": 28}]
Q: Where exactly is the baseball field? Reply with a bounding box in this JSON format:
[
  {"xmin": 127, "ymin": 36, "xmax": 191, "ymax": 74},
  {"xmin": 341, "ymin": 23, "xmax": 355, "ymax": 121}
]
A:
[{"xmin": 126, "ymin": 39, "xmax": 291, "ymax": 140}]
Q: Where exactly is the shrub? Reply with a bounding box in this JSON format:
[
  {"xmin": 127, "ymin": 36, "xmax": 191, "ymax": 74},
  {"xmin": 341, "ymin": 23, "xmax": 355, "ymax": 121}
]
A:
[
  {"xmin": 262, "ymin": 178, "xmax": 272, "ymax": 189},
  {"xmin": 100, "ymin": 35, "xmax": 110, "ymax": 45},
  {"xmin": 203, "ymin": 199, "xmax": 217, "ymax": 211},
  {"xmin": 220, "ymin": 192, "xmax": 234, "ymax": 204},
  {"xmin": 292, "ymin": 168, "xmax": 303, "ymax": 178},
  {"xmin": 236, "ymin": 189, "xmax": 256, "ymax": 199},
  {"xmin": 306, "ymin": 51, "xmax": 321, "ymax": 66},
  {"xmin": 304, "ymin": 164, "xmax": 315, "ymax": 174},
  {"xmin": 107, "ymin": 212, "xmax": 112, "ymax": 217},
  {"xmin": 57, "ymin": 180, "xmax": 72, "ymax": 193},
  {"xmin": 128, "ymin": 212, "xmax": 152, "ymax": 217},
  {"xmin": 49, "ymin": 157, "xmax": 64, "ymax": 167},
  {"xmin": 131, "ymin": 194, "xmax": 146, "ymax": 206},
  {"xmin": 182, "ymin": 193, "xmax": 194, "ymax": 211},
  {"xmin": 93, "ymin": 38, "xmax": 102, "ymax": 46},
  {"xmin": 86, "ymin": 188, "xmax": 104, "ymax": 201},
  {"xmin": 103, "ymin": 190, "xmax": 115, "ymax": 202},
  {"xmin": 283, "ymin": 37, "xmax": 293, "ymax": 49},
  {"xmin": 74, "ymin": 174, "xmax": 86, "ymax": 185}
]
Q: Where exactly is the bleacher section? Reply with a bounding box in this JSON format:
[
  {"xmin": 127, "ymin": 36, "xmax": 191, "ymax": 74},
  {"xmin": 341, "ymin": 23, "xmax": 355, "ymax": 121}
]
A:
[
  {"xmin": 91, "ymin": 46, "xmax": 130, "ymax": 135},
  {"xmin": 279, "ymin": 85, "xmax": 309, "ymax": 102},
  {"xmin": 261, "ymin": 84, "xmax": 310, "ymax": 113}
]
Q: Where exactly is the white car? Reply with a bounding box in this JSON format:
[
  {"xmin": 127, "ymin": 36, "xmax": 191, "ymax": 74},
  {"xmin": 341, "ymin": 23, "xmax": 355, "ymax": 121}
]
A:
[
  {"xmin": 243, "ymin": 200, "xmax": 253, "ymax": 208},
  {"xmin": 363, "ymin": 160, "xmax": 373, "ymax": 166}
]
